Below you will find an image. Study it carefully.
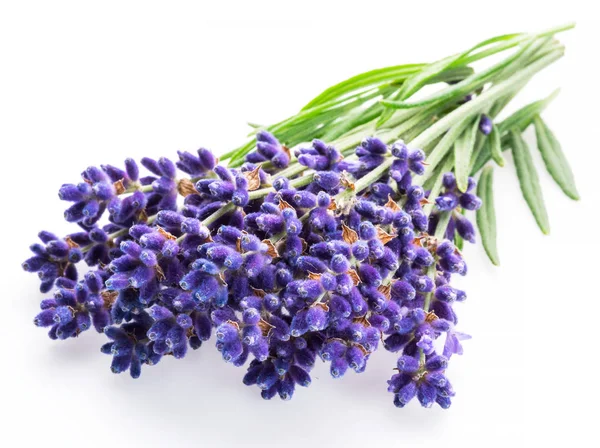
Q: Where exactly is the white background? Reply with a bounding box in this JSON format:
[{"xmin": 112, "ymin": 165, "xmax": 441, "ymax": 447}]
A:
[{"xmin": 1, "ymin": 1, "xmax": 598, "ymax": 447}]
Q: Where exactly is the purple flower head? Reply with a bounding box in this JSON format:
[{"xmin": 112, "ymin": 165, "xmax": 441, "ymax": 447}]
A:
[
  {"xmin": 246, "ymin": 131, "xmax": 290, "ymax": 169},
  {"xmin": 433, "ymin": 171, "xmax": 482, "ymax": 245},
  {"xmin": 296, "ymin": 139, "xmax": 341, "ymax": 171},
  {"xmin": 479, "ymin": 114, "xmax": 493, "ymax": 135}
]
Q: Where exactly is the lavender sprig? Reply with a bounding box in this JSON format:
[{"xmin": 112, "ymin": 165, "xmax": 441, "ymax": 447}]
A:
[{"xmin": 23, "ymin": 24, "xmax": 579, "ymax": 410}]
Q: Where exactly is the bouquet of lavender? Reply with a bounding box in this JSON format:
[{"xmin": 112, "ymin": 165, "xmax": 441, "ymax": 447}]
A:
[{"xmin": 23, "ymin": 24, "xmax": 578, "ymax": 409}]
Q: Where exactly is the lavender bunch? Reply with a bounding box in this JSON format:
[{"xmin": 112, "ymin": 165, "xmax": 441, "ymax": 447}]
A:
[{"xmin": 24, "ymin": 24, "xmax": 579, "ymax": 409}]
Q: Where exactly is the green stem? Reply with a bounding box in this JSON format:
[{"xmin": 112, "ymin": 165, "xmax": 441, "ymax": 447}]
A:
[
  {"xmin": 203, "ymin": 203, "xmax": 236, "ymax": 227},
  {"xmin": 81, "ymin": 214, "xmax": 157, "ymax": 253},
  {"xmin": 422, "ymin": 265, "xmax": 439, "ymax": 315},
  {"xmin": 123, "ymin": 184, "xmax": 154, "ymax": 194},
  {"xmin": 418, "ymin": 210, "xmax": 453, "ymax": 365},
  {"xmin": 434, "ymin": 211, "xmax": 453, "ymax": 240},
  {"xmin": 175, "ymin": 203, "xmax": 238, "ymax": 243},
  {"xmin": 421, "ymin": 211, "xmax": 452, "ymax": 314},
  {"xmin": 421, "ymin": 156, "xmax": 454, "ymax": 216},
  {"xmin": 248, "ymin": 172, "xmax": 315, "ymax": 200}
]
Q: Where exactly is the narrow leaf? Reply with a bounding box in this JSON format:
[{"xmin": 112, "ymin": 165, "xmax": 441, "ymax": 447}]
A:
[
  {"xmin": 382, "ymin": 36, "xmax": 539, "ymax": 110},
  {"xmin": 377, "ymin": 89, "xmax": 403, "ymax": 127},
  {"xmin": 396, "ymin": 32, "xmax": 527, "ymax": 102},
  {"xmin": 420, "ymin": 116, "xmax": 471, "ymax": 180},
  {"xmin": 377, "ymin": 67, "xmax": 474, "ymax": 128},
  {"xmin": 533, "ymin": 116, "xmax": 579, "ymax": 200},
  {"xmin": 469, "ymin": 131, "xmax": 488, "ymax": 174},
  {"xmin": 476, "ymin": 165, "xmax": 500, "ymax": 265},
  {"xmin": 396, "ymin": 55, "xmax": 461, "ymax": 101},
  {"xmin": 434, "ymin": 211, "xmax": 452, "ymax": 240},
  {"xmin": 510, "ymin": 130, "xmax": 550, "ymax": 234},
  {"xmin": 498, "ymin": 88, "xmax": 560, "ymax": 132},
  {"xmin": 489, "ymin": 124, "xmax": 505, "ymax": 166},
  {"xmin": 302, "ymin": 64, "xmax": 422, "ymax": 110},
  {"xmin": 454, "ymin": 117, "xmax": 480, "ymax": 192}
]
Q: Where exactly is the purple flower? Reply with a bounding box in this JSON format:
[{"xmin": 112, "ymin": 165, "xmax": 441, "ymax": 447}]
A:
[
  {"xmin": 245, "ymin": 131, "xmax": 290, "ymax": 168},
  {"xmin": 479, "ymin": 114, "xmax": 493, "ymax": 135},
  {"xmin": 443, "ymin": 328, "xmax": 472, "ymax": 358},
  {"xmin": 296, "ymin": 139, "xmax": 341, "ymax": 171},
  {"xmin": 25, "ymin": 135, "xmax": 472, "ymax": 409}
]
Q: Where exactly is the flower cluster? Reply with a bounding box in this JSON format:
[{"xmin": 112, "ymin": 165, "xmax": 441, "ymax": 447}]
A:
[
  {"xmin": 246, "ymin": 131, "xmax": 291, "ymax": 168},
  {"xmin": 431, "ymin": 172, "xmax": 482, "ymax": 243},
  {"xmin": 26, "ymin": 131, "xmax": 476, "ymax": 409}
]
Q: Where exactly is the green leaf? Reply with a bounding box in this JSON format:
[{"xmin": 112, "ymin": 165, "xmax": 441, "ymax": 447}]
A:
[
  {"xmin": 476, "ymin": 165, "xmax": 500, "ymax": 265},
  {"xmin": 376, "ymin": 89, "xmax": 404, "ymax": 128},
  {"xmin": 396, "ymin": 32, "xmax": 528, "ymax": 102},
  {"xmin": 469, "ymin": 130, "xmax": 488, "ymax": 174},
  {"xmin": 376, "ymin": 67, "xmax": 475, "ymax": 128},
  {"xmin": 395, "ymin": 55, "xmax": 462, "ymax": 102},
  {"xmin": 405, "ymin": 48, "xmax": 563, "ymax": 168},
  {"xmin": 434, "ymin": 211, "xmax": 453, "ymax": 240},
  {"xmin": 419, "ymin": 116, "xmax": 471, "ymax": 182},
  {"xmin": 489, "ymin": 124, "xmax": 505, "ymax": 166},
  {"xmin": 454, "ymin": 117, "xmax": 480, "ymax": 192},
  {"xmin": 381, "ymin": 36, "xmax": 541, "ymax": 111},
  {"xmin": 510, "ymin": 129, "xmax": 550, "ymax": 234},
  {"xmin": 488, "ymin": 91, "xmax": 518, "ymax": 119},
  {"xmin": 302, "ymin": 64, "xmax": 422, "ymax": 110},
  {"xmin": 322, "ymin": 102, "xmax": 383, "ymax": 142},
  {"xmin": 498, "ymin": 88, "xmax": 560, "ymax": 132},
  {"xmin": 533, "ymin": 116, "xmax": 579, "ymax": 200},
  {"xmin": 457, "ymin": 23, "xmax": 573, "ymax": 66}
]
